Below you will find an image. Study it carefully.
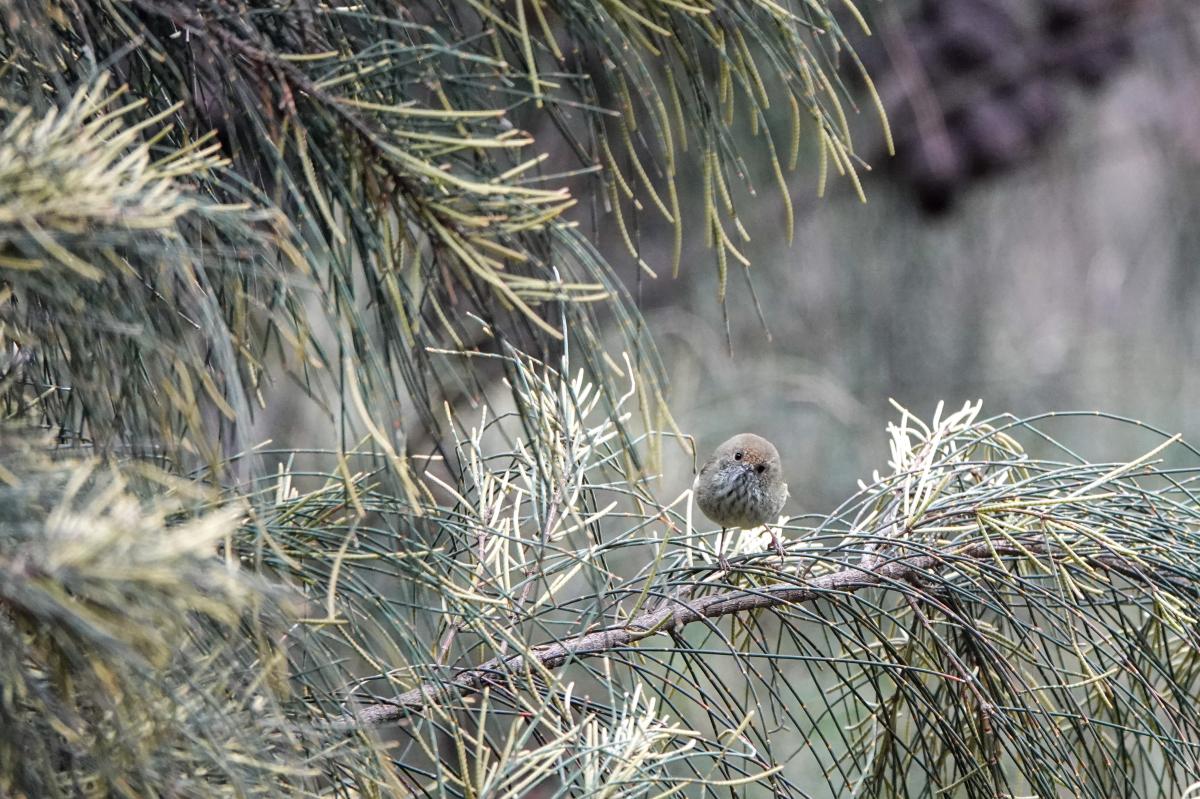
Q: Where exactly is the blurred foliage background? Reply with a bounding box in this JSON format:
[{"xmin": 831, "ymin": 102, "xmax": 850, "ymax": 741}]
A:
[
  {"xmin": 642, "ymin": 0, "xmax": 1200, "ymax": 513},
  {"xmin": 3, "ymin": 0, "xmax": 1200, "ymax": 797}
]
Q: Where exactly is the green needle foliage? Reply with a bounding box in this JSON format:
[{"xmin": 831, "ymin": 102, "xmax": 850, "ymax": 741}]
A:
[
  {"xmin": 1, "ymin": 3, "xmax": 1198, "ymax": 799},
  {"xmin": 3, "ymin": 0, "xmax": 881, "ymax": 470},
  {"xmin": 0, "ymin": 430, "xmax": 310, "ymax": 797},
  {"xmin": 0, "ymin": 76, "xmax": 305, "ymax": 468}
]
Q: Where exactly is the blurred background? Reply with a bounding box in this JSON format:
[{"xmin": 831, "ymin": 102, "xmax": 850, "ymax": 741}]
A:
[{"xmin": 589, "ymin": 0, "xmax": 1200, "ymax": 516}]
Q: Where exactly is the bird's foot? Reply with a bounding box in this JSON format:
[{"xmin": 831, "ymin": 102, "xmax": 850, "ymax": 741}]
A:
[
  {"xmin": 770, "ymin": 531, "xmax": 787, "ymax": 562},
  {"xmin": 718, "ymin": 553, "xmax": 732, "ymax": 574}
]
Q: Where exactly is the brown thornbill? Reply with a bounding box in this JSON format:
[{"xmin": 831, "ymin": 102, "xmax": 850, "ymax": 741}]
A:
[{"xmin": 694, "ymin": 433, "xmax": 789, "ymax": 572}]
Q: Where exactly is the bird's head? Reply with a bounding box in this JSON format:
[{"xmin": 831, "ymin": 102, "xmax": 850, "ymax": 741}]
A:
[{"xmin": 710, "ymin": 432, "xmax": 782, "ymax": 483}]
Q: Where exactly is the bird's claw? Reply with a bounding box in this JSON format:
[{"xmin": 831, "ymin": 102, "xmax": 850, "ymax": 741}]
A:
[{"xmin": 718, "ymin": 553, "xmax": 732, "ymax": 574}]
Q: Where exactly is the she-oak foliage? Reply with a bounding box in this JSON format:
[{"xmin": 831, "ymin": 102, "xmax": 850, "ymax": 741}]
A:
[{"xmin": 0, "ymin": 2, "xmax": 1198, "ymax": 797}]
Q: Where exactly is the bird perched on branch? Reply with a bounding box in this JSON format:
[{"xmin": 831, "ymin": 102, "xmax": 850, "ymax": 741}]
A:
[{"xmin": 694, "ymin": 433, "xmax": 789, "ymax": 572}]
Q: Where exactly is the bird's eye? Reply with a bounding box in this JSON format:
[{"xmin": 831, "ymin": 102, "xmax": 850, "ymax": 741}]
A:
[
  {"xmin": 734, "ymin": 451, "xmax": 743, "ymax": 461},
  {"xmin": 756, "ymin": 464, "xmax": 766, "ymax": 474}
]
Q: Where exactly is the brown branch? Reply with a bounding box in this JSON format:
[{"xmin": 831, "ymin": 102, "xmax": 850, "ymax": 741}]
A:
[
  {"xmin": 333, "ymin": 537, "xmax": 1194, "ymax": 728},
  {"xmin": 337, "ymin": 541, "xmax": 1053, "ymax": 728}
]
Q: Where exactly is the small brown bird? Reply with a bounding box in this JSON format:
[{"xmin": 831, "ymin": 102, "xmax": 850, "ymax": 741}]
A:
[{"xmin": 694, "ymin": 433, "xmax": 789, "ymax": 571}]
